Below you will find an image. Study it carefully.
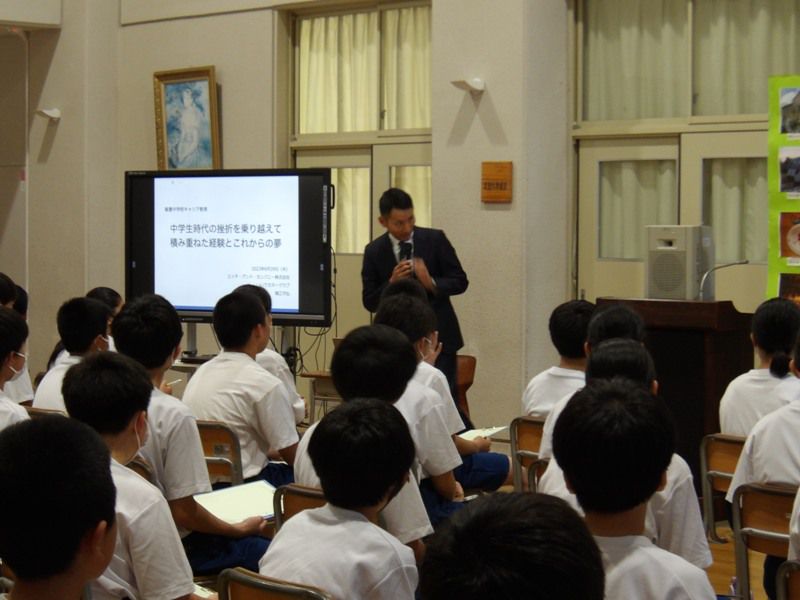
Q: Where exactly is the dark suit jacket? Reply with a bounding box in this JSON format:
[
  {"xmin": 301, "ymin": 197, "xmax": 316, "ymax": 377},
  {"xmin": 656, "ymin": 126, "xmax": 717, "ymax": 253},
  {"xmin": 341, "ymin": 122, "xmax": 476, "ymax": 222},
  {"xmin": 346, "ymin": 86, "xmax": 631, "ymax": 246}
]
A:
[{"xmin": 361, "ymin": 227, "xmax": 468, "ymax": 352}]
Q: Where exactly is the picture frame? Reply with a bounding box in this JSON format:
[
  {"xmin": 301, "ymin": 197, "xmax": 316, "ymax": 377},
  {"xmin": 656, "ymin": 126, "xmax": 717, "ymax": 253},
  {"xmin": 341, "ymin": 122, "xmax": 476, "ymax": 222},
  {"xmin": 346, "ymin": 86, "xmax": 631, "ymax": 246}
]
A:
[{"xmin": 153, "ymin": 66, "xmax": 221, "ymax": 170}]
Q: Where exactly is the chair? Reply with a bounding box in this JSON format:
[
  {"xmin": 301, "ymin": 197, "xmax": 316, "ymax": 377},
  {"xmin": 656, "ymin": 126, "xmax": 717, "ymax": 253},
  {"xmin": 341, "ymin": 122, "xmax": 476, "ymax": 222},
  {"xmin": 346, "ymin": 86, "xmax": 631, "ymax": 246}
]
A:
[
  {"xmin": 24, "ymin": 406, "xmax": 66, "ymax": 418},
  {"xmin": 127, "ymin": 456, "xmax": 156, "ymax": 484},
  {"xmin": 700, "ymin": 433, "xmax": 745, "ymax": 542},
  {"xmin": 778, "ymin": 559, "xmax": 800, "ymax": 600},
  {"xmin": 526, "ymin": 457, "xmax": 550, "ymax": 493},
  {"xmin": 197, "ymin": 420, "xmax": 244, "ymax": 486},
  {"xmin": 455, "ymin": 354, "xmax": 476, "ymax": 420},
  {"xmin": 509, "ymin": 415, "xmax": 546, "ymax": 492},
  {"xmin": 273, "ymin": 484, "xmax": 326, "ymax": 533},
  {"xmin": 732, "ymin": 482, "xmax": 797, "ymax": 600},
  {"xmin": 218, "ymin": 567, "xmax": 333, "ymax": 600}
]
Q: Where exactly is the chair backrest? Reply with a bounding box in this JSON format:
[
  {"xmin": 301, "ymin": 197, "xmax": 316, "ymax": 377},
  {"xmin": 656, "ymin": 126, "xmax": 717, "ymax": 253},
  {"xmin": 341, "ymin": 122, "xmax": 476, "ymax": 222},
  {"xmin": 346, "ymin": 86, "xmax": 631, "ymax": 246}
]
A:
[
  {"xmin": 219, "ymin": 567, "xmax": 333, "ymax": 600},
  {"xmin": 509, "ymin": 415, "xmax": 546, "ymax": 491},
  {"xmin": 197, "ymin": 420, "xmax": 244, "ymax": 486},
  {"xmin": 455, "ymin": 354, "xmax": 476, "ymax": 418},
  {"xmin": 273, "ymin": 484, "xmax": 326, "ymax": 532},
  {"xmin": 699, "ymin": 433, "xmax": 745, "ymax": 542},
  {"xmin": 127, "ymin": 456, "xmax": 156, "ymax": 484},
  {"xmin": 778, "ymin": 559, "xmax": 800, "ymax": 600},
  {"xmin": 24, "ymin": 406, "xmax": 66, "ymax": 418},
  {"xmin": 732, "ymin": 482, "xmax": 797, "ymax": 600}
]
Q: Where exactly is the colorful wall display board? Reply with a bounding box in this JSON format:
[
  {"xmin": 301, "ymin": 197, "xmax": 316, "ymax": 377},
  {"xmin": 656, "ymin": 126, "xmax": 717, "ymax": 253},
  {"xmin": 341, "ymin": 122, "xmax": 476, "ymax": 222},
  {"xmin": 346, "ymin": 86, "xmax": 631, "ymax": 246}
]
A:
[{"xmin": 768, "ymin": 76, "xmax": 800, "ymax": 302}]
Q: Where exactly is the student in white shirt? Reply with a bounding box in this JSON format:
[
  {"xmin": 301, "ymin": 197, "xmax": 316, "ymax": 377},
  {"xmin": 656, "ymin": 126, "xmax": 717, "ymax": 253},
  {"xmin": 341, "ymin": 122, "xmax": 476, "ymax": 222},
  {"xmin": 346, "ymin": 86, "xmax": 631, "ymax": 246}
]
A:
[
  {"xmin": 522, "ymin": 299, "xmax": 595, "ymax": 418},
  {"xmin": 183, "ymin": 291, "xmax": 298, "ymax": 486},
  {"xmin": 0, "ymin": 308, "xmax": 30, "ymax": 431},
  {"xmin": 375, "ymin": 295, "xmax": 510, "ymax": 508},
  {"xmin": 4, "ymin": 284, "xmax": 34, "ymax": 405},
  {"xmin": 235, "ymin": 284, "xmax": 305, "ymax": 423},
  {"xmin": 63, "ymin": 351, "xmax": 208, "ymax": 600},
  {"xmin": 260, "ymin": 397, "xmax": 418, "ymax": 599},
  {"xmin": 719, "ymin": 297, "xmax": 800, "ymax": 436},
  {"xmin": 33, "ymin": 297, "xmax": 112, "ymax": 412},
  {"xmin": 113, "ymin": 294, "xmax": 270, "ymax": 575},
  {"xmin": 420, "ymin": 492, "xmax": 605, "ymax": 600},
  {"xmin": 553, "ymin": 379, "xmax": 716, "ymax": 600},
  {"xmin": 0, "ymin": 416, "xmax": 118, "ymax": 600},
  {"xmin": 295, "ymin": 324, "xmax": 433, "ymax": 562}
]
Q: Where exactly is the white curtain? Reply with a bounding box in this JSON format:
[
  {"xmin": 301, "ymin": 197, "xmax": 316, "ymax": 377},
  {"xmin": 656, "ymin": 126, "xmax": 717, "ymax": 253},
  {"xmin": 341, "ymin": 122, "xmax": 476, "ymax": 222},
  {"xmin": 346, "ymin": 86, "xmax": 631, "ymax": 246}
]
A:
[
  {"xmin": 331, "ymin": 168, "xmax": 371, "ymax": 254},
  {"xmin": 392, "ymin": 165, "xmax": 432, "ymax": 226},
  {"xmin": 704, "ymin": 158, "xmax": 768, "ymax": 263},
  {"xmin": 583, "ymin": 0, "xmax": 688, "ymax": 120},
  {"xmin": 599, "ymin": 161, "xmax": 678, "ymax": 259},
  {"xmin": 694, "ymin": 1, "xmax": 800, "ymax": 115}
]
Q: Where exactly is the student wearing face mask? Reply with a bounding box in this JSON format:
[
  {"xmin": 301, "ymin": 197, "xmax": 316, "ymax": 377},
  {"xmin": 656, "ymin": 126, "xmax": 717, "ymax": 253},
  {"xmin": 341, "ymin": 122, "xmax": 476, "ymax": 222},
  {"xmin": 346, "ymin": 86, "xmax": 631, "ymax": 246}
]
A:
[
  {"xmin": 63, "ymin": 352, "xmax": 208, "ymax": 600},
  {"xmin": 0, "ymin": 307, "xmax": 31, "ymax": 430},
  {"xmin": 33, "ymin": 297, "xmax": 112, "ymax": 412}
]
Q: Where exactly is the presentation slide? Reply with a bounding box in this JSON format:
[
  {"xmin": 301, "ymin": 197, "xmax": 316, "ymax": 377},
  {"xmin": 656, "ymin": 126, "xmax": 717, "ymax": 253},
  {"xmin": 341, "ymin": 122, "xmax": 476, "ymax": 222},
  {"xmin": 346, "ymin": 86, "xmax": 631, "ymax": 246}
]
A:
[{"xmin": 153, "ymin": 176, "xmax": 300, "ymax": 312}]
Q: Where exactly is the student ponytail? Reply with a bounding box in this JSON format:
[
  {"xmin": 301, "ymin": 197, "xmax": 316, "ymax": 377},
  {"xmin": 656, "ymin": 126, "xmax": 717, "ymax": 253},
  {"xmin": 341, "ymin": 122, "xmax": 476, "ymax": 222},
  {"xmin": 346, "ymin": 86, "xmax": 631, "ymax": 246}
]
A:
[{"xmin": 752, "ymin": 298, "xmax": 800, "ymax": 378}]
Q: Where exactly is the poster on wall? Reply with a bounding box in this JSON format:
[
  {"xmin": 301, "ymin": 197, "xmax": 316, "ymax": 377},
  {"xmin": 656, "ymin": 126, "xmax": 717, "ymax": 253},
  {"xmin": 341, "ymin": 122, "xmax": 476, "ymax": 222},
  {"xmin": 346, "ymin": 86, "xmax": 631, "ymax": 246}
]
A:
[{"xmin": 767, "ymin": 76, "xmax": 800, "ymax": 299}]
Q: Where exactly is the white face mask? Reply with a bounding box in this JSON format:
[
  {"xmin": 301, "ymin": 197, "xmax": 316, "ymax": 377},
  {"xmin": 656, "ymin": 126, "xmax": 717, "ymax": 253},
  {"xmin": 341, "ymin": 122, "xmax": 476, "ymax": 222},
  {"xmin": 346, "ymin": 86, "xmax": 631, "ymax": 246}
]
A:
[{"xmin": 8, "ymin": 352, "xmax": 25, "ymax": 382}]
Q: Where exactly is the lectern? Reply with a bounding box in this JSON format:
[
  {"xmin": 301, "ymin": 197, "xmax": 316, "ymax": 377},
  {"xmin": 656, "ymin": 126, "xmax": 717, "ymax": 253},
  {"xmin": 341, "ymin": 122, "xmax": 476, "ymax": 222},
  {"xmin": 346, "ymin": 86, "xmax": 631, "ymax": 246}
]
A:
[{"xmin": 596, "ymin": 299, "xmax": 752, "ymax": 488}]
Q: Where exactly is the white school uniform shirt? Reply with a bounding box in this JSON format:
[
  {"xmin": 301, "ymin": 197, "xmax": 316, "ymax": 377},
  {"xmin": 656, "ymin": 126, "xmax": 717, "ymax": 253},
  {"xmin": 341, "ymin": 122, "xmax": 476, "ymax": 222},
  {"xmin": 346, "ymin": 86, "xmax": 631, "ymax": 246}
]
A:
[
  {"xmin": 0, "ymin": 390, "xmax": 29, "ymax": 431},
  {"xmin": 294, "ymin": 421, "xmax": 433, "ymax": 544},
  {"xmin": 255, "ymin": 347, "xmax": 305, "ymax": 423},
  {"xmin": 259, "ymin": 504, "xmax": 417, "ymax": 600},
  {"xmin": 393, "ymin": 380, "xmax": 462, "ymax": 479},
  {"xmin": 183, "ymin": 351, "xmax": 299, "ymax": 479},
  {"xmin": 411, "ymin": 361, "xmax": 465, "ymax": 433},
  {"xmin": 3, "ymin": 366, "xmax": 34, "ymax": 403},
  {"xmin": 719, "ymin": 368, "xmax": 798, "ymax": 436},
  {"xmin": 521, "ymin": 366, "xmax": 585, "ymax": 419},
  {"xmin": 727, "ymin": 398, "xmax": 800, "ymax": 503},
  {"xmin": 595, "ymin": 535, "xmax": 716, "ymax": 600},
  {"xmin": 538, "ymin": 453, "xmax": 712, "ymax": 568},
  {"xmin": 139, "ymin": 387, "xmax": 211, "ymax": 536},
  {"xmin": 92, "ymin": 460, "xmax": 195, "ymax": 600},
  {"xmin": 32, "ymin": 354, "xmax": 82, "ymax": 412}
]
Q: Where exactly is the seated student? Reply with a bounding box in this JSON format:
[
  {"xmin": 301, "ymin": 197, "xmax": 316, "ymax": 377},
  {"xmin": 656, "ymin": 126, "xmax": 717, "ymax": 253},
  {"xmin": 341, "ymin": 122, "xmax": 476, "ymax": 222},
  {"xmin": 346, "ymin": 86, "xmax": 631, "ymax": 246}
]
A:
[
  {"xmin": 293, "ymin": 324, "xmax": 433, "ymax": 562},
  {"xmin": 33, "ymin": 297, "xmax": 111, "ymax": 411},
  {"xmin": 259, "ymin": 398, "xmax": 418, "ymax": 599},
  {"xmin": 0, "ymin": 416, "xmax": 117, "ymax": 600},
  {"xmin": 420, "ymin": 492, "xmax": 605, "ymax": 600},
  {"xmin": 0, "ymin": 308, "xmax": 30, "ymax": 430},
  {"xmin": 553, "ymin": 379, "xmax": 716, "ymax": 600},
  {"xmin": 183, "ymin": 291, "xmax": 298, "ymax": 487},
  {"xmin": 522, "ymin": 299, "xmax": 595, "ymax": 418},
  {"xmin": 719, "ymin": 297, "xmax": 800, "ymax": 436},
  {"xmin": 63, "ymin": 352, "xmax": 205, "ymax": 600},
  {"xmin": 234, "ymin": 284, "xmax": 305, "ymax": 423},
  {"xmin": 538, "ymin": 338, "xmax": 712, "ymax": 570},
  {"xmin": 5, "ymin": 285, "xmax": 34, "ymax": 405},
  {"xmin": 0, "ymin": 273, "xmax": 16, "ymax": 308},
  {"xmin": 112, "ymin": 294, "xmax": 269, "ymax": 574}
]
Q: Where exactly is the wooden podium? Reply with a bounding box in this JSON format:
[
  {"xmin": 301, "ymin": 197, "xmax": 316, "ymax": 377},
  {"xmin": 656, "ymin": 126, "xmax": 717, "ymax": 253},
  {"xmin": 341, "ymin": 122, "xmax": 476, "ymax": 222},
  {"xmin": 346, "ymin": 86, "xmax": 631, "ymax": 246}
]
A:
[{"xmin": 596, "ymin": 299, "xmax": 752, "ymax": 488}]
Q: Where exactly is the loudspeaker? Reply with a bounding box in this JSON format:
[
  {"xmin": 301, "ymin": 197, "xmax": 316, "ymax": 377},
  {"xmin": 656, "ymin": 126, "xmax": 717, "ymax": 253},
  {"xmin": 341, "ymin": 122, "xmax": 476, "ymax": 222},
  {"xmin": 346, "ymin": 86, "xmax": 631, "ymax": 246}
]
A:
[{"xmin": 646, "ymin": 225, "xmax": 714, "ymax": 300}]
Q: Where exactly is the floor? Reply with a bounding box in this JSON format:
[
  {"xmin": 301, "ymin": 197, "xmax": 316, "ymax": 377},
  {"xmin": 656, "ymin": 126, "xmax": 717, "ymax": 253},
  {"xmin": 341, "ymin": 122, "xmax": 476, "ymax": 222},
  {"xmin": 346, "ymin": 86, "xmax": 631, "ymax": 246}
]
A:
[{"xmin": 708, "ymin": 524, "xmax": 767, "ymax": 599}]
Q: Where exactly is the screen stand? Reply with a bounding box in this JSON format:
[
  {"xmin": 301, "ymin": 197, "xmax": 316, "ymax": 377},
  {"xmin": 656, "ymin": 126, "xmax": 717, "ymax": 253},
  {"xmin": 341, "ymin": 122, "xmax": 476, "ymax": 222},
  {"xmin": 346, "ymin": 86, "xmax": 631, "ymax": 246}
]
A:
[
  {"xmin": 181, "ymin": 322, "xmax": 215, "ymax": 364},
  {"xmin": 280, "ymin": 326, "xmax": 298, "ymax": 376}
]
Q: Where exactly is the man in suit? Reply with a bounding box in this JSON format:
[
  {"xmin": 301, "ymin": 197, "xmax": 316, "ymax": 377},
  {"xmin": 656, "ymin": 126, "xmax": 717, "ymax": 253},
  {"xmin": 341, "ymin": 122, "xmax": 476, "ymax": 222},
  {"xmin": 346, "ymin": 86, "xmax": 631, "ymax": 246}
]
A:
[{"xmin": 362, "ymin": 188, "xmax": 469, "ymax": 420}]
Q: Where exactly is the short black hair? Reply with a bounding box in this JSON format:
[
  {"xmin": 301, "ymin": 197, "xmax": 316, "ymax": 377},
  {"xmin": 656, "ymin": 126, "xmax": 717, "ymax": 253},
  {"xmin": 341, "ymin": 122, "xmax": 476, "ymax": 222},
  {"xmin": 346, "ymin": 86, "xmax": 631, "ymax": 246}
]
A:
[
  {"xmin": 213, "ymin": 291, "xmax": 266, "ymax": 349},
  {"xmin": 86, "ymin": 286, "xmax": 123, "ymax": 313},
  {"xmin": 112, "ymin": 294, "xmax": 183, "ymax": 369},
  {"xmin": 420, "ymin": 492, "xmax": 605, "ymax": 600},
  {"xmin": 753, "ymin": 297, "xmax": 800, "ymax": 378},
  {"xmin": 0, "ymin": 273, "xmax": 16, "ymax": 306},
  {"xmin": 0, "ymin": 416, "xmax": 116, "ymax": 581},
  {"xmin": 586, "ymin": 303, "xmax": 645, "ymax": 348},
  {"xmin": 380, "ymin": 278, "xmax": 429, "ymax": 303},
  {"xmin": 57, "ymin": 297, "xmax": 112, "ymax": 354},
  {"xmin": 12, "ymin": 284, "xmax": 28, "ymax": 317},
  {"xmin": 63, "ymin": 352, "xmax": 152, "ymax": 435},
  {"xmin": 330, "ymin": 325, "xmax": 417, "ymax": 402},
  {"xmin": 0, "ymin": 306, "xmax": 28, "ymax": 358},
  {"xmin": 549, "ymin": 300, "xmax": 596, "ymax": 359},
  {"xmin": 234, "ymin": 284, "xmax": 272, "ymax": 314},
  {"xmin": 374, "ymin": 294, "xmax": 437, "ymax": 345},
  {"xmin": 586, "ymin": 338, "xmax": 656, "ymax": 388},
  {"xmin": 308, "ymin": 398, "xmax": 414, "ymax": 509},
  {"xmin": 378, "ymin": 187, "xmax": 414, "ymax": 216},
  {"xmin": 553, "ymin": 378, "xmax": 674, "ymax": 513}
]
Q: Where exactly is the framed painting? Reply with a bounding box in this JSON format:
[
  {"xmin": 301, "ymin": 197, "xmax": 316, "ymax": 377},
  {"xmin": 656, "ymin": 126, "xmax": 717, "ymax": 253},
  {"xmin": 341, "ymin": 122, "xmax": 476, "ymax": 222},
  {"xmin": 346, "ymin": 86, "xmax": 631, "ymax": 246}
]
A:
[{"xmin": 153, "ymin": 66, "xmax": 221, "ymax": 170}]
